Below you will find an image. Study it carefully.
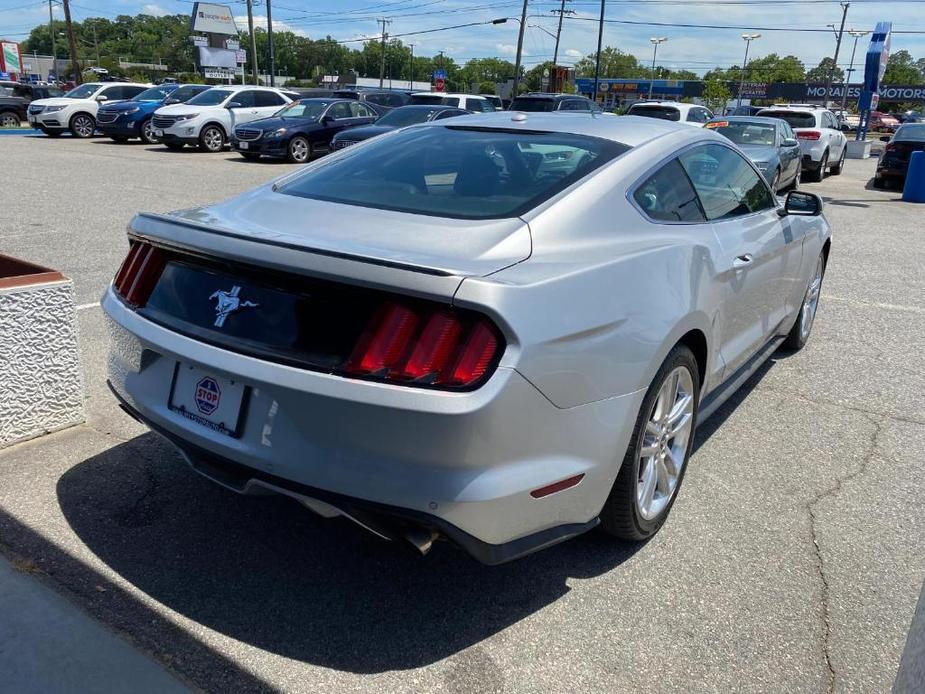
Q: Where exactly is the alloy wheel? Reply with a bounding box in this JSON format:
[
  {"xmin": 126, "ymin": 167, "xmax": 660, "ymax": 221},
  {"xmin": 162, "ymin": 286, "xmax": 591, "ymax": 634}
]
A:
[
  {"xmin": 289, "ymin": 136, "xmax": 310, "ymax": 163},
  {"xmin": 0, "ymin": 113, "xmax": 19, "ymax": 128},
  {"xmin": 72, "ymin": 115, "xmax": 94, "ymax": 137},
  {"xmin": 202, "ymin": 127, "xmax": 224, "ymax": 152},
  {"xmin": 636, "ymin": 366, "xmax": 695, "ymax": 520},
  {"xmin": 800, "ymin": 255, "xmax": 824, "ymax": 341},
  {"xmin": 141, "ymin": 119, "xmax": 157, "ymax": 144}
]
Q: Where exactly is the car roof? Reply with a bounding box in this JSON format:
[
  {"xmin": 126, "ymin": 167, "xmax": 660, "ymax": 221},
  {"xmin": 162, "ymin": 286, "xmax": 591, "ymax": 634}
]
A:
[
  {"xmin": 708, "ymin": 115, "xmax": 783, "ymax": 126},
  {"xmin": 208, "ymin": 84, "xmax": 282, "ymax": 92},
  {"xmin": 629, "ymin": 101, "xmax": 695, "ymax": 110},
  {"xmin": 759, "ymin": 105, "xmax": 820, "ymax": 114},
  {"xmin": 412, "ymin": 111, "xmax": 705, "ymax": 147},
  {"xmin": 391, "ymin": 104, "xmax": 463, "ymax": 112},
  {"xmin": 411, "ymin": 92, "xmax": 487, "ymax": 99}
]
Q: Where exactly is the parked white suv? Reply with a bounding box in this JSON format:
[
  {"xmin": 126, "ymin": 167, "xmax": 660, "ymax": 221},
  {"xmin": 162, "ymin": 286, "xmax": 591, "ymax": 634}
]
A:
[
  {"xmin": 27, "ymin": 82, "xmax": 150, "ymax": 137},
  {"xmin": 409, "ymin": 92, "xmax": 496, "ymax": 113},
  {"xmin": 756, "ymin": 104, "xmax": 848, "ymax": 182},
  {"xmin": 151, "ymin": 85, "xmax": 293, "ymax": 152},
  {"xmin": 625, "ymin": 101, "xmax": 713, "ymax": 127}
]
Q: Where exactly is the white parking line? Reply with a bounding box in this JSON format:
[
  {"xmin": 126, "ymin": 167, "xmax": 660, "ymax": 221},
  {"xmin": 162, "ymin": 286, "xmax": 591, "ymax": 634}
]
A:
[
  {"xmin": 824, "ymin": 294, "xmax": 925, "ymax": 315},
  {"xmin": 76, "ymin": 302, "xmax": 100, "ymax": 311}
]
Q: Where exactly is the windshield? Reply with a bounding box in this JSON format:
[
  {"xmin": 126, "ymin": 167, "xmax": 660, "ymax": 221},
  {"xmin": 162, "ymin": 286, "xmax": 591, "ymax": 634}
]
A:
[
  {"xmin": 279, "ymin": 126, "xmax": 629, "ymax": 219},
  {"xmin": 63, "ymin": 83, "xmax": 101, "ymax": 99},
  {"xmin": 166, "ymin": 85, "xmax": 203, "ymax": 103},
  {"xmin": 186, "ymin": 89, "xmax": 232, "ymax": 106},
  {"xmin": 133, "ymin": 85, "xmax": 175, "ymax": 102},
  {"xmin": 705, "ymin": 121, "xmax": 776, "ymax": 146},
  {"xmin": 629, "ymin": 105, "xmax": 680, "ymax": 122},
  {"xmin": 758, "ymin": 110, "xmax": 816, "ymax": 129},
  {"xmin": 895, "ymin": 124, "xmax": 925, "ymax": 141},
  {"xmin": 410, "ymin": 94, "xmax": 457, "ymax": 106},
  {"xmin": 510, "ymin": 97, "xmax": 556, "ymax": 112},
  {"xmin": 276, "ymin": 100, "xmax": 330, "ymax": 118},
  {"xmin": 377, "ymin": 107, "xmax": 439, "ymax": 127},
  {"xmin": 0, "ymin": 86, "xmax": 11, "ymax": 97}
]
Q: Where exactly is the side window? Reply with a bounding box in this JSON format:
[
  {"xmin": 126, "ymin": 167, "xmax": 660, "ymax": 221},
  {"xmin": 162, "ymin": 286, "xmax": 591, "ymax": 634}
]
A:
[
  {"xmin": 256, "ymin": 91, "xmax": 285, "ymax": 107},
  {"xmin": 349, "ymin": 102, "xmax": 371, "ymax": 117},
  {"xmin": 122, "ymin": 86, "xmax": 147, "ymax": 99},
  {"xmin": 230, "ymin": 91, "xmax": 256, "ymax": 108},
  {"xmin": 434, "ymin": 109, "xmax": 462, "ymax": 120},
  {"xmin": 562, "ymin": 99, "xmax": 590, "ymax": 112},
  {"xmin": 101, "ymin": 86, "xmax": 125, "ymax": 100},
  {"xmin": 329, "ymin": 102, "xmax": 352, "ymax": 119},
  {"xmin": 685, "ymin": 108, "xmax": 699, "ymax": 122},
  {"xmin": 364, "ymin": 94, "xmax": 387, "ymax": 106},
  {"xmin": 632, "ymin": 159, "xmax": 706, "ymax": 223},
  {"xmin": 679, "ymin": 144, "xmax": 775, "ymax": 221},
  {"xmin": 465, "ymin": 98, "xmax": 488, "ymax": 112},
  {"xmin": 387, "ymin": 93, "xmax": 406, "ymax": 107}
]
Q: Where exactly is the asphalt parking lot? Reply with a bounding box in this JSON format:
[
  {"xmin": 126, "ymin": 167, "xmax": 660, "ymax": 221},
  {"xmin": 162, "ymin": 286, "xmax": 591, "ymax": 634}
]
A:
[{"xmin": 1, "ymin": 134, "xmax": 923, "ymax": 693}]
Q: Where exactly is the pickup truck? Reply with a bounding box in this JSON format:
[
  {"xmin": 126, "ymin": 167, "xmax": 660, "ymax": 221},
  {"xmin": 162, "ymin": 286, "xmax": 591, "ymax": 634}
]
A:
[{"xmin": 0, "ymin": 81, "xmax": 65, "ymax": 128}]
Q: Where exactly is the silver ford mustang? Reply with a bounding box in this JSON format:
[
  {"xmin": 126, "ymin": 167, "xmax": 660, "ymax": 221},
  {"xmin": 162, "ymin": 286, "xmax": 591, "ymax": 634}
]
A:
[{"xmin": 104, "ymin": 112, "xmax": 831, "ymax": 564}]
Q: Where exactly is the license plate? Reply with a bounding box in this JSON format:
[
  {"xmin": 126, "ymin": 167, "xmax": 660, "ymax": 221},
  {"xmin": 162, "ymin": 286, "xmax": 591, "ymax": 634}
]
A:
[
  {"xmin": 155, "ymin": 129, "xmax": 164, "ymax": 137},
  {"xmin": 238, "ymin": 141, "xmax": 249, "ymax": 150},
  {"xmin": 169, "ymin": 363, "xmax": 247, "ymax": 437}
]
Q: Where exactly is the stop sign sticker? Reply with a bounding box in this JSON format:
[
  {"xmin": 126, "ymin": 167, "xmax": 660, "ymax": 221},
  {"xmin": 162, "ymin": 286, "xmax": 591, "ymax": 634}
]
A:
[
  {"xmin": 434, "ymin": 77, "xmax": 446, "ymax": 92},
  {"xmin": 195, "ymin": 377, "xmax": 221, "ymax": 415}
]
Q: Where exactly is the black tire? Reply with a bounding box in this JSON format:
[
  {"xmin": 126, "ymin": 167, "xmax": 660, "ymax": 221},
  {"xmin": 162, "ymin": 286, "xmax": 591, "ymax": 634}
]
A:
[
  {"xmin": 0, "ymin": 111, "xmax": 20, "ymax": 128},
  {"xmin": 198, "ymin": 124, "xmax": 225, "ymax": 152},
  {"xmin": 783, "ymin": 252, "xmax": 826, "ymax": 351},
  {"xmin": 163, "ymin": 141, "xmax": 185, "ymax": 150},
  {"xmin": 109, "ymin": 135, "xmax": 129, "ymax": 143},
  {"xmin": 139, "ymin": 117, "xmax": 158, "ymax": 145},
  {"xmin": 808, "ymin": 151, "xmax": 827, "ymax": 183},
  {"xmin": 69, "ymin": 112, "xmax": 95, "ymax": 138},
  {"xmin": 829, "ymin": 146, "xmax": 845, "ymax": 175},
  {"xmin": 600, "ymin": 344, "xmax": 700, "ymax": 541},
  {"xmin": 287, "ymin": 135, "xmax": 312, "ymax": 163}
]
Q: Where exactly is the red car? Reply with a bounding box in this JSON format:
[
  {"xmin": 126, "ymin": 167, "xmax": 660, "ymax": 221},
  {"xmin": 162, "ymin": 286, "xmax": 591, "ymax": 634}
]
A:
[{"xmin": 869, "ymin": 111, "xmax": 900, "ymax": 133}]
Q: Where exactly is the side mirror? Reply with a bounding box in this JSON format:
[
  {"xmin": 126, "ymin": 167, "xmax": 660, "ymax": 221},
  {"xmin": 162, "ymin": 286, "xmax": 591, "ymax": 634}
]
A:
[
  {"xmin": 782, "ymin": 137, "xmax": 798, "ymax": 147},
  {"xmin": 778, "ymin": 190, "xmax": 823, "ymax": 217},
  {"xmin": 96, "ymin": 95, "xmax": 108, "ymax": 102},
  {"xmin": 322, "ymin": 115, "xmax": 334, "ymax": 124},
  {"xmin": 226, "ymin": 101, "xmax": 242, "ymax": 109},
  {"xmin": 880, "ymin": 135, "xmax": 891, "ymax": 142}
]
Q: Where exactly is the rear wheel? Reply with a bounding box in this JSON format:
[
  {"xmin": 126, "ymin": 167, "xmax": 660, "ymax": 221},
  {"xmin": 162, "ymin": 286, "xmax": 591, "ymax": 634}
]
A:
[
  {"xmin": 600, "ymin": 345, "xmax": 700, "ymax": 541},
  {"xmin": 69, "ymin": 113, "xmax": 95, "ymax": 138},
  {"xmin": 139, "ymin": 118, "xmax": 158, "ymax": 145},
  {"xmin": 783, "ymin": 252, "xmax": 825, "ymax": 351},
  {"xmin": 0, "ymin": 111, "xmax": 20, "ymax": 128},
  {"xmin": 808, "ymin": 151, "xmax": 828, "ymax": 183},
  {"xmin": 287, "ymin": 135, "xmax": 312, "ymax": 163},
  {"xmin": 829, "ymin": 145, "xmax": 846, "ymax": 175},
  {"xmin": 198, "ymin": 125, "xmax": 225, "ymax": 152}
]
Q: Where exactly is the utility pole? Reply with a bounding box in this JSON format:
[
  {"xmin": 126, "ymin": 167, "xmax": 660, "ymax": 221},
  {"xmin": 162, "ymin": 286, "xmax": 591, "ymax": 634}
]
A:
[
  {"xmin": 592, "ymin": 0, "xmax": 605, "ymax": 103},
  {"xmin": 736, "ymin": 33, "xmax": 760, "ymax": 109},
  {"xmin": 91, "ymin": 22, "xmax": 99, "ymax": 66},
  {"xmin": 511, "ymin": 0, "xmax": 528, "ymax": 98},
  {"xmin": 246, "ymin": 0, "xmax": 258, "ymax": 84},
  {"xmin": 409, "ymin": 43, "xmax": 414, "ymax": 89},
  {"xmin": 266, "ymin": 0, "xmax": 276, "ymax": 86},
  {"xmin": 823, "ymin": 2, "xmax": 849, "ymax": 108},
  {"xmin": 61, "ymin": 0, "xmax": 80, "ymax": 84},
  {"xmin": 48, "ymin": 0, "xmax": 57, "ymax": 81},
  {"xmin": 841, "ymin": 28, "xmax": 869, "ymax": 114},
  {"xmin": 378, "ymin": 18, "xmax": 391, "ymax": 88},
  {"xmin": 551, "ymin": 0, "xmax": 574, "ymax": 67}
]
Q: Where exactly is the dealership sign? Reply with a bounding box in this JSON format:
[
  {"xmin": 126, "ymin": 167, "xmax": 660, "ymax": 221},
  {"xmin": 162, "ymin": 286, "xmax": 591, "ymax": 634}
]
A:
[
  {"xmin": 190, "ymin": 2, "xmax": 237, "ymax": 35},
  {"xmin": 860, "ymin": 21, "xmax": 892, "ymax": 112},
  {"xmin": 0, "ymin": 41, "xmax": 23, "ymax": 75}
]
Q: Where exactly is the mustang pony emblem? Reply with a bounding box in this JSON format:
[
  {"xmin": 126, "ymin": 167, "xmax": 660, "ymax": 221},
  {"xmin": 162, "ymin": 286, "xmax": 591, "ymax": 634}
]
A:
[{"xmin": 209, "ymin": 286, "xmax": 258, "ymax": 327}]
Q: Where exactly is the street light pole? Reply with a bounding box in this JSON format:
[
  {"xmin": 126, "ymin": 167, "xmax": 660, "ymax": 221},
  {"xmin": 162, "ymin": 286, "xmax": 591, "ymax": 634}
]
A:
[
  {"xmin": 246, "ymin": 0, "xmax": 258, "ymax": 84},
  {"xmin": 648, "ymin": 37, "xmax": 667, "ymax": 100},
  {"xmin": 841, "ymin": 29, "xmax": 869, "ymax": 114},
  {"xmin": 409, "ymin": 43, "xmax": 414, "ymax": 89},
  {"xmin": 512, "ymin": 0, "xmax": 529, "ymax": 98},
  {"xmin": 48, "ymin": 0, "xmax": 57, "ymax": 82},
  {"xmin": 736, "ymin": 33, "xmax": 760, "ymax": 109},
  {"xmin": 552, "ymin": 0, "xmax": 574, "ymax": 67},
  {"xmin": 593, "ymin": 0, "xmax": 605, "ymax": 104},
  {"xmin": 823, "ymin": 2, "xmax": 850, "ymax": 108}
]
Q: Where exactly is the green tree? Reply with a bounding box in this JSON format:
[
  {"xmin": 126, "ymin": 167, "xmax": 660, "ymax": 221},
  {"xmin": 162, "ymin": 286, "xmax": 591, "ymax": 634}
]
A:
[
  {"xmin": 884, "ymin": 50, "xmax": 924, "ymax": 85},
  {"xmin": 806, "ymin": 57, "xmax": 844, "ymax": 83},
  {"xmin": 701, "ymin": 79, "xmax": 731, "ymax": 115},
  {"xmin": 574, "ymin": 47, "xmax": 645, "ymax": 78}
]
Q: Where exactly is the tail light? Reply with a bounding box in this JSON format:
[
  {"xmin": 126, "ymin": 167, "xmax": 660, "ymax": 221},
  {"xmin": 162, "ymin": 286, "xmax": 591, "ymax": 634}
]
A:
[
  {"xmin": 345, "ymin": 300, "xmax": 502, "ymax": 389},
  {"xmin": 796, "ymin": 131, "xmax": 821, "ymax": 140},
  {"xmin": 113, "ymin": 239, "xmax": 168, "ymax": 307}
]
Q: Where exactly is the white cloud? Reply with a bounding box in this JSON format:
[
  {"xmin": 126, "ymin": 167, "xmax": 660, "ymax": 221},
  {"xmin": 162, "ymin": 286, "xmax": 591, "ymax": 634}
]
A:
[
  {"xmin": 234, "ymin": 15, "xmax": 310, "ymax": 38},
  {"xmin": 565, "ymin": 49, "xmax": 582, "ymax": 59},
  {"xmin": 496, "ymin": 43, "xmax": 528, "ymax": 57},
  {"xmin": 141, "ymin": 3, "xmax": 168, "ymax": 17}
]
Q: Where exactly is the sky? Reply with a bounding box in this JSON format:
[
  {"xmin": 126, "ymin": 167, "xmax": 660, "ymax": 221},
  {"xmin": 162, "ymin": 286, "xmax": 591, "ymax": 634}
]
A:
[{"xmin": 2, "ymin": 0, "xmax": 925, "ymax": 77}]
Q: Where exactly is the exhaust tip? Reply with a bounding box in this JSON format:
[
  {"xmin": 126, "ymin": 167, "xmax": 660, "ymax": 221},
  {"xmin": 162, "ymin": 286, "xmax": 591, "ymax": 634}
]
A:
[{"xmin": 404, "ymin": 527, "xmax": 440, "ymax": 556}]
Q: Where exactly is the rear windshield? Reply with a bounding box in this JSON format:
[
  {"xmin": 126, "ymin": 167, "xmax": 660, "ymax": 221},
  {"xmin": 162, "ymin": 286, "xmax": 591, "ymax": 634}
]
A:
[
  {"xmin": 895, "ymin": 124, "xmax": 925, "ymax": 141},
  {"xmin": 377, "ymin": 107, "xmax": 441, "ymax": 127},
  {"xmin": 628, "ymin": 105, "xmax": 680, "ymax": 122},
  {"xmin": 705, "ymin": 121, "xmax": 776, "ymax": 146},
  {"xmin": 510, "ymin": 97, "xmax": 556, "ymax": 112},
  {"xmin": 279, "ymin": 126, "xmax": 629, "ymax": 219},
  {"xmin": 758, "ymin": 110, "xmax": 816, "ymax": 128},
  {"xmin": 410, "ymin": 94, "xmax": 456, "ymax": 106}
]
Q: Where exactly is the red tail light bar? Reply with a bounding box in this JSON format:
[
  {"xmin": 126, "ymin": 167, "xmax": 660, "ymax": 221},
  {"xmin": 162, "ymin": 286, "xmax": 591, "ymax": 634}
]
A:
[
  {"xmin": 796, "ymin": 131, "xmax": 821, "ymax": 140},
  {"xmin": 113, "ymin": 240, "xmax": 168, "ymax": 307},
  {"xmin": 345, "ymin": 300, "xmax": 501, "ymax": 388}
]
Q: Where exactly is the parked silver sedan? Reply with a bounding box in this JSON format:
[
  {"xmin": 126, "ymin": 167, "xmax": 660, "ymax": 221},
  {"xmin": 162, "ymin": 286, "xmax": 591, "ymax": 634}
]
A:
[
  {"xmin": 104, "ymin": 113, "xmax": 831, "ymax": 564},
  {"xmin": 705, "ymin": 115, "xmax": 802, "ymax": 192}
]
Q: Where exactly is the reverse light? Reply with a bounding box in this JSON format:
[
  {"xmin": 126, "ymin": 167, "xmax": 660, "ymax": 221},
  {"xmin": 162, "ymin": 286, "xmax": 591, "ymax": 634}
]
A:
[
  {"xmin": 796, "ymin": 130, "xmax": 821, "ymax": 140},
  {"xmin": 345, "ymin": 300, "xmax": 502, "ymax": 389}
]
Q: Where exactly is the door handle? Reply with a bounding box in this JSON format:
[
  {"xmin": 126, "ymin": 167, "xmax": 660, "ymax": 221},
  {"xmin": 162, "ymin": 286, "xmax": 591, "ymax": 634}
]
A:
[{"xmin": 733, "ymin": 254, "xmax": 753, "ymax": 268}]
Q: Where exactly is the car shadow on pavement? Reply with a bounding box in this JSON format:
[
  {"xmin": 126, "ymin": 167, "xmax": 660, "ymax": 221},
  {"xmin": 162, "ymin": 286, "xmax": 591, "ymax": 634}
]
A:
[{"xmin": 54, "ymin": 431, "xmax": 641, "ymax": 676}]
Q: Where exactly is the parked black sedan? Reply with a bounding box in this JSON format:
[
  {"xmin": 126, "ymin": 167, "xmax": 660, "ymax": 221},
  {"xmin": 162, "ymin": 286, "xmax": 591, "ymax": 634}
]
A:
[
  {"xmin": 329, "ymin": 104, "xmax": 469, "ymax": 150},
  {"xmin": 875, "ymin": 123, "xmax": 925, "ymax": 189},
  {"xmin": 230, "ymin": 98, "xmax": 379, "ymax": 163}
]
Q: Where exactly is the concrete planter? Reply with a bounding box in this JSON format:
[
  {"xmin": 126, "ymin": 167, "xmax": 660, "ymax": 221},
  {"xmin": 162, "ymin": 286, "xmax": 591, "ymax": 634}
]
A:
[
  {"xmin": 0, "ymin": 254, "xmax": 84, "ymax": 448},
  {"xmin": 847, "ymin": 140, "xmax": 872, "ymax": 159}
]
